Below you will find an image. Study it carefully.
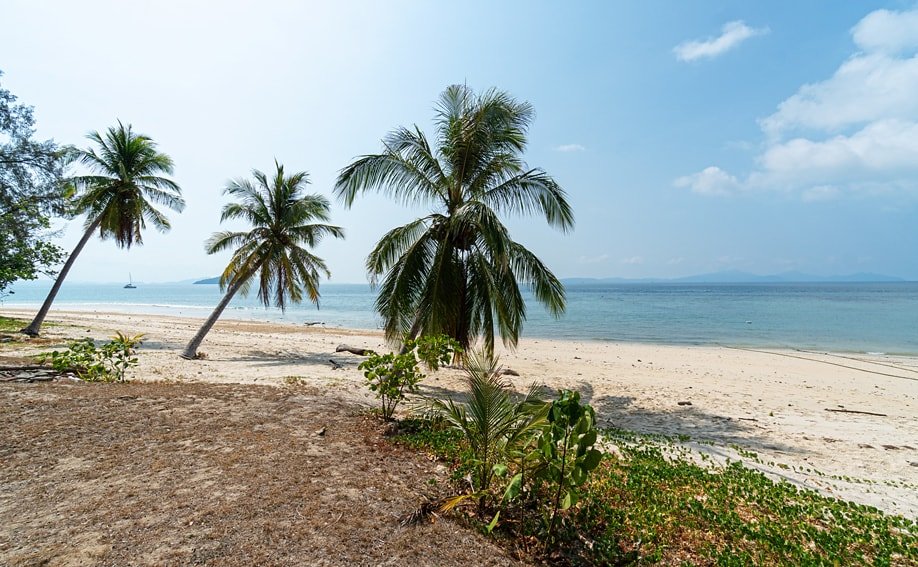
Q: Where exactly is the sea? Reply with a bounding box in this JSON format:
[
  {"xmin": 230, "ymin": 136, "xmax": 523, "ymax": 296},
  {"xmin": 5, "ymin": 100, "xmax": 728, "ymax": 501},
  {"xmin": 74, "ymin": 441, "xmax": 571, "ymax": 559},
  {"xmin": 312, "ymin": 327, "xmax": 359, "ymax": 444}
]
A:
[{"xmin": 3, "ymin": 281, "xmax": 917, "ymax": 355}]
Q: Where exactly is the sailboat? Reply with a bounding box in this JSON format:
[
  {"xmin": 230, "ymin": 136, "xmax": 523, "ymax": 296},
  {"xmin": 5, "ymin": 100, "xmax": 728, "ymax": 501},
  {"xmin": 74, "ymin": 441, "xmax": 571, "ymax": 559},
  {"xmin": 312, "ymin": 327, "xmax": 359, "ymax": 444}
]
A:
[{"xmin": 124, "ymin": 273, "xmax": 137, "ymax": 289}]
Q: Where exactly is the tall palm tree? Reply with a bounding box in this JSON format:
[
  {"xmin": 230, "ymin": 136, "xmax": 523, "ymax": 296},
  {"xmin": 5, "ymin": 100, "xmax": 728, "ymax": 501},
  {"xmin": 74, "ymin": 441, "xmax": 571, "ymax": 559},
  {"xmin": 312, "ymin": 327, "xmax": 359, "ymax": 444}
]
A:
[
  {"xmin": 180, "ymin": 162, "xmax": 344, "ymax": 360},
  {"xmin": 335, "ymin": 85, "xmax": 574, "ymax": 353},
  {"xmin": 21, "ymin": 122, "xmax": 184, "ymax": 336}
]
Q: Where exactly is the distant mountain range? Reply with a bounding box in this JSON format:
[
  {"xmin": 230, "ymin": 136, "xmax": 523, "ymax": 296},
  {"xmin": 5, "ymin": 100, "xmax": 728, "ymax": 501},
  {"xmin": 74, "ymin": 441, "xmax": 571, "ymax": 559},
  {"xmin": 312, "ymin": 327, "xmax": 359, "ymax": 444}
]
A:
[
  {"xmin": 189, "ymin": 270, "xmax": 908, "ymax": 286},
  {"xmin": 562, "ymin": 270, "xmax": 907, "ymax": 285}
]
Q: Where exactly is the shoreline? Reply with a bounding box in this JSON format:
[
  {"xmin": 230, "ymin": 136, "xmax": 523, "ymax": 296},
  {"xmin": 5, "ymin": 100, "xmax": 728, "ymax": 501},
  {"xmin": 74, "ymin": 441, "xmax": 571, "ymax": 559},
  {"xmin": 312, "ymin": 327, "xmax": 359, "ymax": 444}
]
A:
[
  {"xmin": 2, "ymin": 308, "xmax": 917, "ymax": 519},
  {"xmin": 2, "ymin": 304, "xmax": 915, "ymax": 357}
]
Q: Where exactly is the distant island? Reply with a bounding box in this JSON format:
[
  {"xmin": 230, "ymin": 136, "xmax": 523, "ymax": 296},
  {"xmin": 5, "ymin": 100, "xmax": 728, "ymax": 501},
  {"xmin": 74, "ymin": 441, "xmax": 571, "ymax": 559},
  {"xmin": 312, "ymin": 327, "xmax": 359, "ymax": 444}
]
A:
[
  {"xmin": 193, "ymin": 277, "xmax": 221, "ymax": 285},
  {"xmin": 562, "ymin": 270, "xmax": 906, "ymax": 285}
]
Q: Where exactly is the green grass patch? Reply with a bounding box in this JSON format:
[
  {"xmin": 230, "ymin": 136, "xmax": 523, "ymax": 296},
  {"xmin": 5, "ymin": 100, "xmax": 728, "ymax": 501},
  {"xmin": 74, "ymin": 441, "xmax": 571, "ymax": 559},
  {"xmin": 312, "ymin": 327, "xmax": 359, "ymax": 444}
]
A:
[{"xmin": 396, "ymin": 420, "xmax": 918, "ymax": 566}]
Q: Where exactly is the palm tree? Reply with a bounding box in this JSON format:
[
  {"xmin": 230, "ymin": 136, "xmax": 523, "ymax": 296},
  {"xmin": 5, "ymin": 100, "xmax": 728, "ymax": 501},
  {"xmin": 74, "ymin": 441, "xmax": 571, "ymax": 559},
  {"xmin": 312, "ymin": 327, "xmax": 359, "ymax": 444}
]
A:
[
  {"xmin": 431, "ymin": 349, "xmax": 547, "ymax": 496},
  {"xmin": 21, "ymin": 122, "xmax": 184, "ymax": 336},
  {"xmin": 335, "ymin": 85, "xmax": 574, "ymax": 353},
  {"xmin": 180, "ymin": 162, "xmax": 344, "ymax": 360}
]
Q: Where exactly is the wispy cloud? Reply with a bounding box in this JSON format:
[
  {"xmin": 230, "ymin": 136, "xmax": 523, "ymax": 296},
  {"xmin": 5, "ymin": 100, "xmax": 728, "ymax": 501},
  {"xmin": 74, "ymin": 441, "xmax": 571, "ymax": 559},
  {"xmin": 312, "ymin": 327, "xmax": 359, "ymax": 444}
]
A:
[
  {"xmin": 674, "ymin": 20, "xmax": 769, "ymax": 62},
  {"xmin": 555, "ymin": 143, "xmax": 586, "ymax": 152},
  {"xmin": 675, "ymin": 7, "xmax": 918, "ymax": 200},
  {"xmin": 578, "ymin": 253, "xmax": 609, "ymax": 264},
  {"xmin": 621, "ymin": 256, "xmax": 644, "ymax": 265},
  {"xmin": 674, "ymin": 166, "xmax": 740, "ymax": 196}
]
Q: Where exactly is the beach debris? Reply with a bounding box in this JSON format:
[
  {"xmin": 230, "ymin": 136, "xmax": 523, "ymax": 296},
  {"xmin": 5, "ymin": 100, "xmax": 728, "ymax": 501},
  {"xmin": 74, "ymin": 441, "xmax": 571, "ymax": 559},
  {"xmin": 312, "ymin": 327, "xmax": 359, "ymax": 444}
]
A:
[
  {"xmin": 0, "ymin": 366, "xmax": 81, "ymax": 383},
  {"xmin": 315, "ymin": 426, "xmax": 326, "ymax": 436},
  {"xmin": 328, "ymin": 359, "xmax": 343, "ymax": 370},
  {"xmin": 303, "ymin": 321, "xmax": 324, "ymax": 327},
  {"xmin": 824, "ymin": 408, "xmax": 888, "ymax": 417},
  {"xmin": 677, "ymin": 401, "xmax": 692, "ymax": 406},
  {"xmin": 335, "ymin": 344, "xmax": 372, "ymax": 356},
  {"xmin": 499, "ymin": 368, "xmax": 520, "ymax": 377}
]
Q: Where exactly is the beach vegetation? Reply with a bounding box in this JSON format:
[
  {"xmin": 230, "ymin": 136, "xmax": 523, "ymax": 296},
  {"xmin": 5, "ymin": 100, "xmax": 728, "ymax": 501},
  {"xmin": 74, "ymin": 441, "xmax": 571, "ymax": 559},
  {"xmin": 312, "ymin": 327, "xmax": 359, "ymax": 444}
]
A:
[
  {"xmin": 21, "ymin": 122, "xmax": 184, "ymax": 336},
  {"xmin": 360, "ymin": 334, "xmax": 461, "ymax": 420},
  {"xmin": 40, "ymin": 331, "xmax": 144, "ymax": 382},
  {"xmin": 180, "ymin": 162, "xmax": 344, "ymax": 359},
  {"xmin": 0, "ymin": 70, "xmax": 70, "ymax": 297},
  {"xmin": 430, "ymin": 350, "xmax": 548, "ymax": 500},
  {"xmin": 335, "ymin": 85, "xmax": 573, "ymax": 355},
  {"xmin": 397, "ymin": 421, "xmax": 918, "ymax": 565},
  {"xmin": 427, "ymin": 368, "xmax": 603, "ymax": 553}
]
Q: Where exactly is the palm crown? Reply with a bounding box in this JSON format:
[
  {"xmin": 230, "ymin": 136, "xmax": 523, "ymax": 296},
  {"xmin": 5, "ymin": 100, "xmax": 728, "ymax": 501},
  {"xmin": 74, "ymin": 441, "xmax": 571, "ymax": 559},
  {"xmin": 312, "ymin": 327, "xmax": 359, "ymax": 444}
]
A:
[
  {"xmin": 336, "ymin": 85, "xmax": 573, "ymax": 352},
  {"xmin": 207, "ymin": 162, "xmax": 344, "ymax": 310},
  {"xmin": 74, "ymin": 121, "xmax": 185, "ymax": 247}
]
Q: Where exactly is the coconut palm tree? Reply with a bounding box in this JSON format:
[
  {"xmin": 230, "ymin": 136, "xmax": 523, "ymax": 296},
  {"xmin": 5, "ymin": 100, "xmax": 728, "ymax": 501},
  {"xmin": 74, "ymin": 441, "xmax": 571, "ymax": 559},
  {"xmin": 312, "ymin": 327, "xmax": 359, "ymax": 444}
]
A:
[
  {"xmin": 335, "ymin": 85, "xmax": 574, "ymax": 353},
  {"xmin": 180, "ymin": 162, "xmax": 344, "ymax": 360},
  {"xmin": 21, "ymin": 122, "xmax": 184, "ymax": 336}
]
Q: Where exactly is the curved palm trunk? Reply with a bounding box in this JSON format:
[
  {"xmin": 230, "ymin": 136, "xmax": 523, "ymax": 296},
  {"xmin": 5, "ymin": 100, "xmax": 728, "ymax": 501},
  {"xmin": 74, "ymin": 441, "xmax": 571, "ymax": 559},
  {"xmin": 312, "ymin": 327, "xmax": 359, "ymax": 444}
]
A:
[
  {"xmin": 180, "ymin": 280, "xmax": 243, "ymax": 359},
  {"xmin": 21, "ymin": 218, "xmax": 102, "ymax": 337}
]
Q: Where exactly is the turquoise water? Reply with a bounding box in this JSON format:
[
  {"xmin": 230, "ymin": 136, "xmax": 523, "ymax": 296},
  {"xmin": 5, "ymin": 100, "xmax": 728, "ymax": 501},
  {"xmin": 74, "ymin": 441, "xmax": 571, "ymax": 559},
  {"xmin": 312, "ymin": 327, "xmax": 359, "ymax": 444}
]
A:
[{"xmin": 3, "ymin": 281, "xmax": 917, "ymax": 355}]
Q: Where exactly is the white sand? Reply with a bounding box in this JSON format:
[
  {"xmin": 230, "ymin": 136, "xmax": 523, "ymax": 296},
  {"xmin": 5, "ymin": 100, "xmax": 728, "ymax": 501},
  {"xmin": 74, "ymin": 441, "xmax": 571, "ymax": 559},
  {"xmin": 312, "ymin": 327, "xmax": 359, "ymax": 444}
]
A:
[{"xmin": 3, "ymin": 308, "xmax": 917, "ymax": 518}]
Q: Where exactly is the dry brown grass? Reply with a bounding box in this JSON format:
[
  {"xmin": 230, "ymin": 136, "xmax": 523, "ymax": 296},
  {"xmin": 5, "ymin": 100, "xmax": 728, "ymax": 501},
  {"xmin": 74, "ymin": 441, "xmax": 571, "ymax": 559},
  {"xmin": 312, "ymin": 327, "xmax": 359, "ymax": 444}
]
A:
[{"xmin": 0, "ymin": 381, "xmax": 525, "ymax": 566}]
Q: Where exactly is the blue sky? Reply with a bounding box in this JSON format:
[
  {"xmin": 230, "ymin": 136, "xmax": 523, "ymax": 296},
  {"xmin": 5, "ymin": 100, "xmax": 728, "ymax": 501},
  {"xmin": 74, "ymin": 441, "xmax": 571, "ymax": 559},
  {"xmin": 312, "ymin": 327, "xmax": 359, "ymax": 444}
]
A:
[{"xmin": 3, "ymin": 0, "xmax": 917, "ymax": 282}]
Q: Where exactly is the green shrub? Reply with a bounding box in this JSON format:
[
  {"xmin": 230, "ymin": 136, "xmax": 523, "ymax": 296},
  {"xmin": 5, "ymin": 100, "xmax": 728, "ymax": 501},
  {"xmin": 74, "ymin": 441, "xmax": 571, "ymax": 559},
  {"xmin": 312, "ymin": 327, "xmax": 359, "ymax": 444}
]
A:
[
  {"xmin": 529, "ymin": 389, "xmax": 603, "ymax": 549},
  {"xmin": 41, "ymin": 332, "xmax": 144, "ymax": 382},
  {"xmin": 431, "ymin": 350, "xmax": 547, "ymax": 502},
  {"xmin": 414, "ymin": 334, "xmax": 462, "ymax": 370},
  {"xmin": 360, "ymin": 334, "xmax": 462, "ymax": 420},
  {"xmin": 360, "ymin": 350, "xmax": 424, "ymax": 420}
]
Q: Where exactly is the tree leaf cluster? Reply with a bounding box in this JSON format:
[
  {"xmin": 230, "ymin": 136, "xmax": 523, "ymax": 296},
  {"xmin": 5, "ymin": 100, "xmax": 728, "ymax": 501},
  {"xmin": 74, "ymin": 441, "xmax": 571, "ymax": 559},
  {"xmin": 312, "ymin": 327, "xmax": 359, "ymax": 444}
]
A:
[
  {"xmin": 39, "ymin": 332, "xmax": 144, "ymax": 382},
  {"xmin": 0, "ymin": 70, "xmax": 70, "ymax": 294}
]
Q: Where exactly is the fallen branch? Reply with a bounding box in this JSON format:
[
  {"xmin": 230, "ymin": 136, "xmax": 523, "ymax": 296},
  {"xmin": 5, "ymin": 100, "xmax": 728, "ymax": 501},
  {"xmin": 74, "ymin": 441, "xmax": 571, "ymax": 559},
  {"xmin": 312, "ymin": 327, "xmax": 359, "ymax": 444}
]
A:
[
  {"xmin": 304, "ymin": 321, "xmax": 324, "ymax": 327},
  {"xmin": 0, "ymin": 365, "xmax": 52, "ymax": 371},
  {"xmin": 824, "ymin": 408, "xmax": 887, "ymax": 417},
  {"xmin": 335, "ymin": 344, "xmax": 372, "ymax": 356},
  {"xmin": 328, "ymin": 359, "xmax": 343, "ymax": 370}
]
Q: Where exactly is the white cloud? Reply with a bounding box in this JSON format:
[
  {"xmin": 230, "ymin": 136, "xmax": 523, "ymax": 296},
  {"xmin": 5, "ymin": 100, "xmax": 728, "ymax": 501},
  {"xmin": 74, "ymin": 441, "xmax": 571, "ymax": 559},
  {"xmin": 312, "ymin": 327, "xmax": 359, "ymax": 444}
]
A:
[
  {"xmin": 674, "ymin": 166, "xmax": 740, "ymax": 196},
  {"xmin": 760, "ymin": 52, "xmax": 918, "ymax": 137},
  {"xmin": 555, "ymin": 143, "xmax": 586, "ymax": 152},
  {"xmin": 674, "ymin": 20, "xmax": 769, "ymax": 62},
  {"xmin": 621, "ymin": 256, "xmax": 644, "ymax": 265},
  {"xmin": 677, "ymin": 7, "xmax": 918, "ymax": 200},
  {"xmin": 852, "ymin": 8, "xmax": 918, "ymax": 54},
  {"xmin": 756, "ymin": 119, "xmax": 918, "ymax": 185}
]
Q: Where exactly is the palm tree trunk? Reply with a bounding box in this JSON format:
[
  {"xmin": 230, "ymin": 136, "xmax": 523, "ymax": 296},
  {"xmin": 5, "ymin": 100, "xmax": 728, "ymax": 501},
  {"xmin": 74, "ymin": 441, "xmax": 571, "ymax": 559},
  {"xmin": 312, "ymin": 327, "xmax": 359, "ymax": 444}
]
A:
[
  {"xmin": 179, "ymin": 280, "xmax": 243, "ymax": 360},
  {"xmin": 21, "ymin": 218, "xmax": 102, "ymax": 337}
]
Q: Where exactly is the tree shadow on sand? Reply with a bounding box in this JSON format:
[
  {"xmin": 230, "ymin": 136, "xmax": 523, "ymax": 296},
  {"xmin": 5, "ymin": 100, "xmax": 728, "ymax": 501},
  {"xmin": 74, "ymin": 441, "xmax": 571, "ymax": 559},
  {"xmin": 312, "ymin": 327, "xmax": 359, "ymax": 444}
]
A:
[
  {"xmin": 418, "ymin": 378, "xmax": 806, "ymax": 458},
  {"xmin": 220, "ymin": 349, "xmax": 363, "ymax": 370}
]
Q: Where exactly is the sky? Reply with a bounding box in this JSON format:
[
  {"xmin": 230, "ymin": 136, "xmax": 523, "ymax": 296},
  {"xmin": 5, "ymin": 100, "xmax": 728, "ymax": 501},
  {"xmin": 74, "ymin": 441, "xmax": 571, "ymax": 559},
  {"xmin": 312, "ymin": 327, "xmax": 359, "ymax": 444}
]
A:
[{"xmin": 2, "ymin": 0, "xmax": 917, "ymax": 283}]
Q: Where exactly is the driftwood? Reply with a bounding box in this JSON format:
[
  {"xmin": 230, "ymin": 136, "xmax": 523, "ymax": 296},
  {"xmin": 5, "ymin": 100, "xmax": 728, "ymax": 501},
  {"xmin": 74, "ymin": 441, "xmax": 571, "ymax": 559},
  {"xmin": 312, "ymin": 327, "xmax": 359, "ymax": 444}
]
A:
[
  {"xmin": 825, "ymin": 408, "xmax": 887, "ymax": 417},
  {"xmin": 328, "ymin": 359, "xmax": 343, "ymax": 370},
  {"xmin": 0, "ymin": 375, "xmax": 57, "ymax": 382},
  {"xmin": 304, "ymin": 321, "xmax": 324, "ymax": 327},
  {"xmin": 335, "ymin": 344, "xmax": 372, "ymax": 356},
  {"xmin": 0, "ymin": 365, "xmax": 52, "ymax": 371},
  {"xmin": 499, "ymin": 368, "xmax": 520, "ymax": 377}
]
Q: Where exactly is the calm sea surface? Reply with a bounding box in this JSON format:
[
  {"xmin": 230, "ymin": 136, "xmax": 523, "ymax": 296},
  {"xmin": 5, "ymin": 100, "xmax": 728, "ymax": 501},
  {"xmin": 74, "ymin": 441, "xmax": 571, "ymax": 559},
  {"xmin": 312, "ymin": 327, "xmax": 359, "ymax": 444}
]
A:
[{"xmin": 3, "ymin": 281, "xmax": 917, "ymax": 355}]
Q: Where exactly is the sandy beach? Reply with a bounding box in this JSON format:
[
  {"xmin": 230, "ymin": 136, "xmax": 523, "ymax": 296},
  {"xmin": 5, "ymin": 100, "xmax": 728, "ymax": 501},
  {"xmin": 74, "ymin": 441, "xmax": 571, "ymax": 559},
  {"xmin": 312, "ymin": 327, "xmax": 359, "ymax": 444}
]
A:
[{"xmin": 2, "ymin": 308, "xmax": 916, "ymax": 519}]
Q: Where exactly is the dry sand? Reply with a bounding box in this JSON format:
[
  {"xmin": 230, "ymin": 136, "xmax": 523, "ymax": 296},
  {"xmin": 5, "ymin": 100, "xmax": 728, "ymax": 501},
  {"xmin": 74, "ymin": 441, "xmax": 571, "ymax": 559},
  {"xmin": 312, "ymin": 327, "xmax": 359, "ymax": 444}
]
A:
[{"xmin": 3, "ymin": 308, "xmax": 917, "ymax": 519}]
